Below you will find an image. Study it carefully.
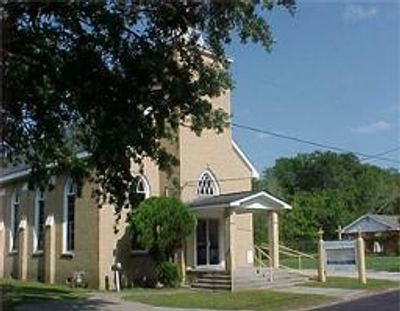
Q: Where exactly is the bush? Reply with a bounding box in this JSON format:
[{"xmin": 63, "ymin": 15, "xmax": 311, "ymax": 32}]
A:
[
  {"xmin": 128, "ymin": 197, "xmax": 196, "ymax": 262},
  {"xmin": 156, "ymin": 261, "xmax": 181, "ymax": 288}
]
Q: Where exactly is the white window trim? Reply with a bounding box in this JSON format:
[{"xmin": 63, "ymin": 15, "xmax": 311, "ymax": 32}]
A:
[
  {"xmin": 134, "ymin": 175, "xmax": 151, "ymax": 199},
  {"xmin": 9, "ymin": 190, "xmax": 19, "ymax": 253},
  {"xmin": 130, "ymin": 175, "xmax": 151, "ymax": 254},
  {"xmin": 62, "ymin": 178, "xmax": 76, "ymax": 255},
  {"xmin": 33, "ymin": 189, "xmax": 45, "ymax": 254},
  {"xmin": 196, "ymin": 170, "xmax": 220, "ymax": 197}
]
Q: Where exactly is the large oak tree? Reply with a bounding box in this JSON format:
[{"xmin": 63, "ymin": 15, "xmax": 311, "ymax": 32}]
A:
[{"xmin": 1, "ymin": 1, "xmax": 295, "ymax": 212}]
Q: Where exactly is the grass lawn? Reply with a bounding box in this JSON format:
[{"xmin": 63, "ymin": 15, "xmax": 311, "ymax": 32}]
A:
[
  {"xmin": 0, "ymin": 279, "xmax": 88, "ymax": 310},
  {"xmin": 366, "ymin": 255, "xmax": 400, "ymax": 272},
  {"xmin": 280, "ymin": 256, "xmax": 317, "ymax": 270},
  {"xmin": 302, "ymin": 277, "xmax": 399, "ymax": 291},
  {"xmin": 281, "ymin": 255, "xmax": 400, "ymax": 272},
  {"xmin": 124, "ymin": 288, "xmax": 334, "ymax": 311}
]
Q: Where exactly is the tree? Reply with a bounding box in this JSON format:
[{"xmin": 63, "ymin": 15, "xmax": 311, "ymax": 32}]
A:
[
  {"xmin": 128, "ymin": 197, "xmax": 196, "ymax": 263},
  {"xmin": 1, "ymin": 1, "xmax": 295, "ymax": 213},
  {"xmin": 255, "ymin": 151, "xmax": 400, "ymax": 249}
]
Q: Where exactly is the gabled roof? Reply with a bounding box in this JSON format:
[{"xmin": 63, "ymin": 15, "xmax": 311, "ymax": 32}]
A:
[
  {"xmin": 189, "ymin": 190, "xmax": 292, "ymax": 211},
  {"xmin": 343, "ymin": 214, "xmax": 400, "ymax": 233},
  {"xmin": 0, "ymin": 151, "xmax": 90, "ymax": 185}
]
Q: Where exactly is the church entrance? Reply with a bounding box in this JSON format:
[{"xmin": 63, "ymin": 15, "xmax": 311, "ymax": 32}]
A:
[{"xmin": 196, "ymin": 219, "xmax": 220, "ymax": 266}]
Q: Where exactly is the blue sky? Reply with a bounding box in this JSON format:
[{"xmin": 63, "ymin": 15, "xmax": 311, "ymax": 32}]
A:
[{"xmin": 227, "ymin": 1, "xmax": 399, "ymax": 173}]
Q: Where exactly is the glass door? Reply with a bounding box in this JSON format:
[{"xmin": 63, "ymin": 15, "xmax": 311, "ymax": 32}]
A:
[
  {"xmin": 208, "ymin": 219, "xmax": 220, "ymax": 265},
  {"xmin": 196, "ymin": 219, "xmax": 207, "ymax": 265},
  {"xmin": 196, "ymin": 219, "xmax": 220, "ymax": 266}
]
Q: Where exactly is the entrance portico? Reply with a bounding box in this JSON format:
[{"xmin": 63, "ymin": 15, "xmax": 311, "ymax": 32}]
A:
[{"xmin": 186, "ymin": 191, "xmax": 292, "ymax": 276}]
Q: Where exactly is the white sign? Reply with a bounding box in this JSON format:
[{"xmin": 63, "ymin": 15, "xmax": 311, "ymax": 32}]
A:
[{"xmin": 324, "ymin": 240, "xmax": 356, "ymax": 271}]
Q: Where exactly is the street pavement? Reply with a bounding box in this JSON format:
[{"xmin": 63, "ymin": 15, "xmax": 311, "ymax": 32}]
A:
[{"xmin": 308, "ymin": 289, "xmax": 400, "ymax": 311}]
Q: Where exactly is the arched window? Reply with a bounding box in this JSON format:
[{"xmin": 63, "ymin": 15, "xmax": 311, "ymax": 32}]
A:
[
  {"xmin": 196, "ymin": 170, "xmax": 220, "ymax": 196},
  {"xmin": 131, "ymin": 175, "xmax": 150, "ymax": 253},
  {"xmin": 10, "ymin": 191, "xmax": 20, "ymax": 251},
  {"xmin": 33, "ymin": 189, "xmax": 45, "ymax": 252},
  {"xmin": 63, "ymin": 178, "xmax": 76, "ymax": 253},
  {"xmin": 135, "ymin": 175, "xmax": 150, "ymax": 201}
]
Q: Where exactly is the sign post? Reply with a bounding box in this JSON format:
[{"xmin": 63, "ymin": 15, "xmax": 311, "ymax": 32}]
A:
[
  {"xmin": 356, "ymin": 230, "xmax": 367, "ymax": 284},
  {"xmin": 317, "ymin": 229, "xmax": 326, "ymax": 282}
]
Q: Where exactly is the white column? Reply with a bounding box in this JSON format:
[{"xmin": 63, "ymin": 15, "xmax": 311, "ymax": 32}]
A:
[
  {"xmin": 44, "ymin": 215, "xmax": 56, "ymax": 284},
  {"xmin": 18, "ymin": 218, "xmax": 28, "ymax": 280},
  {"xmin": 0, "ymin": 221, "xmax": 5, "ymax": 278},
  {"xmin": 356, "ymin": 230, "xmax": 367, "ymax": 284},
  {"xmin": 317, "ymin": 229, "xmax": 326, "ymax": 282},
  {"xmin": 268, "ymin": 211, "xmax": 279, "ymax": 269}
]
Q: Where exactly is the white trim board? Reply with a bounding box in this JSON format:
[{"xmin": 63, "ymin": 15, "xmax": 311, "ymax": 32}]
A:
[{"xmin": 231, "ymin": 140, "xmax": 260, "ymax": 179}]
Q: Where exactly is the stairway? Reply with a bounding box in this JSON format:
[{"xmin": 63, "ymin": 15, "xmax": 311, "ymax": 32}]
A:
[
  {"xmin": 232, "ymin": 267, "xmax": 309, "ymax": 291},
  {"xmin": 188, "ymin": 267, "xmax": 309, "ymax": 291},
  {"xmin": 189, "ymin": 270, "xmax": 232, "ymax": 291}
]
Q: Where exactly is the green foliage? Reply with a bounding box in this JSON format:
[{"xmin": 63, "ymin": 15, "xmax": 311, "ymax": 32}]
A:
[
  {"xmin": 255, "ymin": 151, "xmax": 400, "ymax": 249},
  {"xmin": 129, "ymin": 197, "xmax": 195, "ymax": 262},
  {"xmin": 156, "ymin": 261, "xmax": 182, "ymax": 288},
  {"xmin": 1, "ymin": 1, "xmax": 295, "ymax": 214}
]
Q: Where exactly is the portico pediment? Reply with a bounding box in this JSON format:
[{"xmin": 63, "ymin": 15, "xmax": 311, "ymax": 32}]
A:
[{"xmin": 189, "ymin": 191, "xmax": 292, "ymax": 212}]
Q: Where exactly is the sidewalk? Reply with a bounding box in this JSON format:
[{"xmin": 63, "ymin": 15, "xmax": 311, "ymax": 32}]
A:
[
  {"xmin": 301, "ymin": 269, "xmax": 400, "ymax": 282},
  {"xmin": 16, "ymin": 292, "xmax": 237, "ymax": 311}
]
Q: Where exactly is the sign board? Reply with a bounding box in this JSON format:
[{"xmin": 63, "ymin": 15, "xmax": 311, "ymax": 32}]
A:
[{"xmin": 323, "ymin": 240, "xmax": 357, "ymax": 271}]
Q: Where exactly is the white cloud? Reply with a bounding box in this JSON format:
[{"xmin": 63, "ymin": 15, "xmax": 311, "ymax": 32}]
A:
[
  {"xmin": 344, "ymin": 4, "xmax": 377, "ymax": 22},
  {"xmin": 352, "ymin": 120, "xmax": 392, "ymax": 134},
  {"xmin": 257, "ymin": 133, "xmax": 271, "ymax": 140}
]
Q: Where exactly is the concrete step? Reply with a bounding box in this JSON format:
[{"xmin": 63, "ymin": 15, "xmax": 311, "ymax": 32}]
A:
[
  {"xmin": 195, "ymin": 277, "xmax": 232, "ymax": 284},
  {"xmin": 191, "ymin": 282, "xmax": 232, "ymax": 290},
  {"xmin": 200, "ymin": 274, "xmax": 231, "ymax": 280}
]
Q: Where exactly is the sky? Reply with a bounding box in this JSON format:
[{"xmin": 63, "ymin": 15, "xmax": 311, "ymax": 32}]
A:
[{"xmin": 227, "ymin": 1, "xmax": 400, "ymax": 174}]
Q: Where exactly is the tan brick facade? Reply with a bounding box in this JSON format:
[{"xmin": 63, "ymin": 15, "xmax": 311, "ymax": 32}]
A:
[{"xmin": 0, "ymin": 90, "xmax": 260, "ymax": 289}]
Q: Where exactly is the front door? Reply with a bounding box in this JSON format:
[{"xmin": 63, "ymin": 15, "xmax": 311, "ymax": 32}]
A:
[{"xmin": 196, "ymin": 219, "xmax": 220, "ymax": 266}]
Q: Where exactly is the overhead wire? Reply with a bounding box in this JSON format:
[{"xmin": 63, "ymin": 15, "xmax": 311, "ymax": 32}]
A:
[{"xmin": 231, "ymin": 122, "xmax": 400, "ymax": 165}]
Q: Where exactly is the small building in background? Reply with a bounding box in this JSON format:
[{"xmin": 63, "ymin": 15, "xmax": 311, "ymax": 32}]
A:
[{"xmin": 342, "ymin": 214, "xmax": 400, "ymax": 255}]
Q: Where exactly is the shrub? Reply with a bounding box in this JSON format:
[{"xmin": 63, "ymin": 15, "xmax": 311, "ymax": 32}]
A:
[
  {"xmin": 156, "ymin": 261, "xmax": 181, "ymax": 288},
  {"xmin": 128, "ymin": 197, "xmax": 196, "ymax": 262}
]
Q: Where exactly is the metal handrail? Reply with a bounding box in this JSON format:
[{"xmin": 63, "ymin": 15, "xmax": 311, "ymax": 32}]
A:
[
  {"xmin": 254, "ymin": 245, "xmax": 273, "ymax": 282},
  {"xmin": 260, "ymin": 243, "xmax": 315, "ymax": 259},
  {"xmin": 258, "ymin": 243, "xmax": 315, "ymax": 271}
]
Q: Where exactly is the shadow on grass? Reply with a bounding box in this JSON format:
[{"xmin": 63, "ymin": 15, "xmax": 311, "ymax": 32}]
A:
[{"xmin": 0, "ymin": 280, "xmax": 116, "ymax": 311}]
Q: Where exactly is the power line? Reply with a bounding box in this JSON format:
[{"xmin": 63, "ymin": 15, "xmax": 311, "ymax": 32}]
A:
[
  {"xmin": 359, "ymin": 146, "xmax": 400, "ymax": 162},
  {"xmin": 232, "ymin": 122, "xmax": 400, "ymax": 165}
]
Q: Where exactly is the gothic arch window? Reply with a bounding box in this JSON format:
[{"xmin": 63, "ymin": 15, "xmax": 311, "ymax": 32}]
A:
[
  {"xmin": 131, "ymin": 175, "xmax": 150, "ymax": 253},
  {"xmin": 33, "ymin": 189, "xmax": 45, "ymax": 252},
  {"xmin": 196, "ymin": 170, "xmax": 220, "ymax": 196},
  {"xmin": 63, "ymin": 178, "xmax": 76, "ymax": 253},
  {"xmin": 134, "ymin": 175, "xmax": 150, "ymax": 201},
  {"xmin": 10, "ymin": 190, "xmax": 20, "ymax": 252}
]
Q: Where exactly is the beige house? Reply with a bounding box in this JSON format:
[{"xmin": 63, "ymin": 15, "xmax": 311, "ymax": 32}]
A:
[{"xmin": 0, "ymin": 90, "xmax": 292, "ymax": 291}]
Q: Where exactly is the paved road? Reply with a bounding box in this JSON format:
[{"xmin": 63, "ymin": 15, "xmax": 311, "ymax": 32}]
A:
[{"xmin": 309, "ymin": 290, "xmax": 400, "ymax": 311}]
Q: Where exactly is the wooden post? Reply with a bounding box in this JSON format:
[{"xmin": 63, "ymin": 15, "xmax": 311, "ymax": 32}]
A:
[
  {"xmin": 268, "ymin": 211, "xmax": 279, "ymax": 269},
  {"xmin": 18, "ymin": 218, "xmax": 28, "ymax": 280},
  {"xmin": 356, "ymin": 230, "xmax": 367, "ymax": 284},
  {"xmin": 44, "ymin": 215, "xmax": 56, "ymax": 284},
  {"xmin": 317, "ymin": 229, "xmax": 326, "ymax": 282}
]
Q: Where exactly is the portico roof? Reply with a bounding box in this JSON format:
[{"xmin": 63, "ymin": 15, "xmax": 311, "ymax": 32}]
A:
[{"xmin": 189, "ymin": 191, "xmax": 292, "ymax": 211}]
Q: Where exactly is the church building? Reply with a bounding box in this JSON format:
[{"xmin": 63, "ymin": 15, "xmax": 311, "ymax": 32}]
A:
[{"xmin": 0, "ymin": 87, "xmax": 292, "ymax": 291}]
